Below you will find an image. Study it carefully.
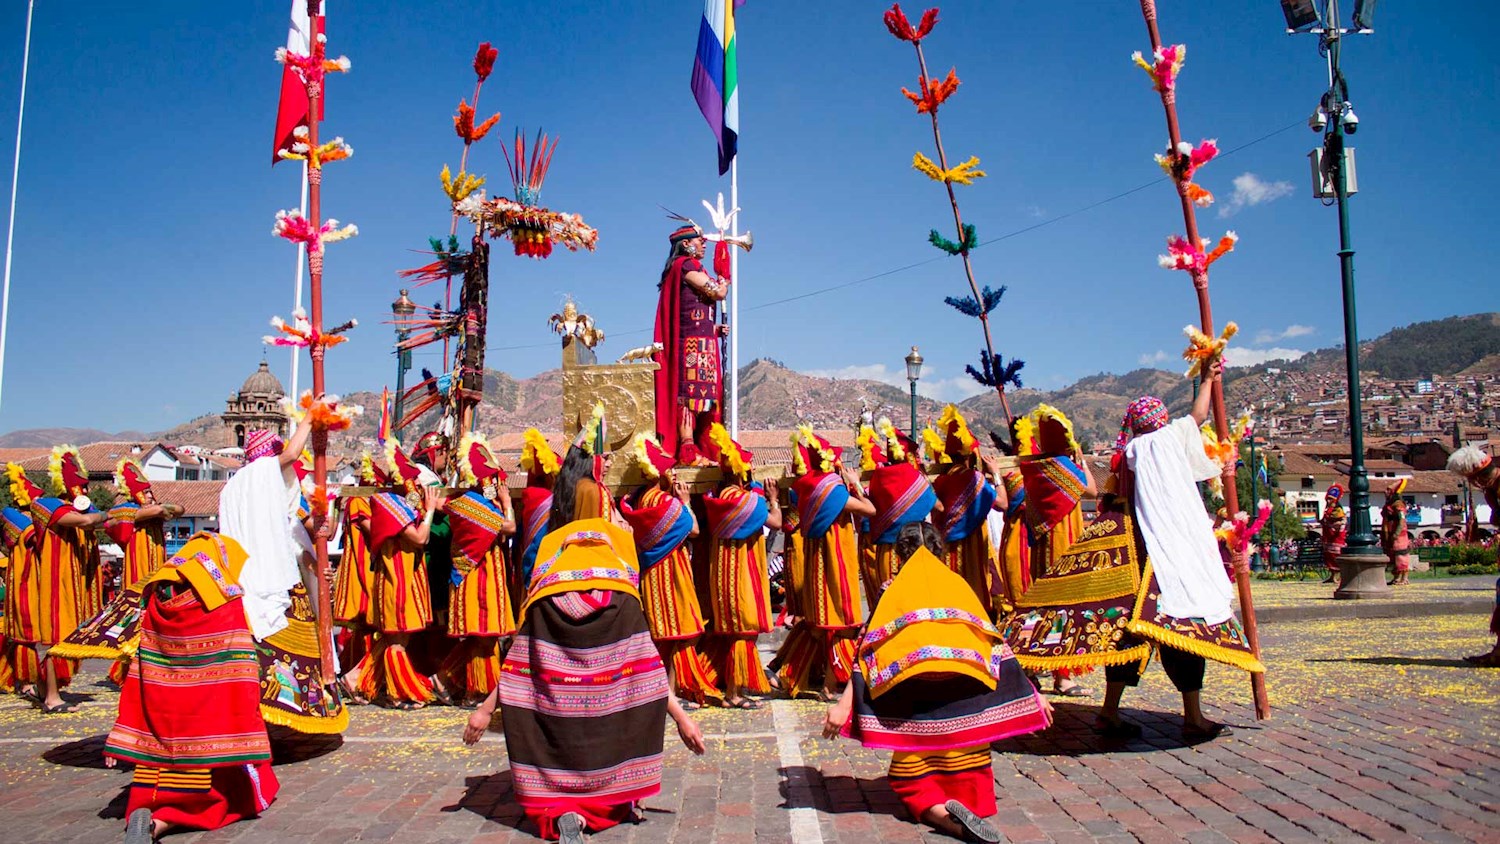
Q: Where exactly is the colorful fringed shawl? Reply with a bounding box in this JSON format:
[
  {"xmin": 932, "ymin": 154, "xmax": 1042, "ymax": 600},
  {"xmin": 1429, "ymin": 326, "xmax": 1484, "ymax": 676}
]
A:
[
  {"xmin": 447, "ymin": 490, "xmax": 508, "ymax": 579},
  {"xmin": 620, "ymin": 488, "xmax": 695, "ymax": 572},
  {"xmin": 332, "ymin": 496, "xmax": 372, "ymax": 625},
  {"xmin": 368, "ymin": 492, "xmax": 419, "ymax": 552},
  {"xmin": 51, "ymin": 583, "xmax": 145, "ymax": 661},
  {"xmin": 794, "ymin": 473, "xmax": 849, "ymax": 540},
  {"xmin": 519, "ymin": 487, "xmax": 553, "ymax": 585},
  {"xmin": 106, "ymin": 501, "xmax": 168, "ymax": 587},
  {"xmin": 623, "ymin": 488, "xmax": 705, "ymax": 642},
  {"xmin": 844, "ymin": 549, "xmax": 1049, "ymax": 752},
  {"xmin": 500, "ymin": 519, "xmax": 668, "ymax": 820},
  {"xmin": 704, "ymin": 485, "xmax": 772, "ymax": 637},
  {"xmin": 1017, "ymin": 456, "xmax": 1087, "ymax": 536},
  {"xmin": 703, "ymin": 483, "xmax": 768, "ymax": 541},
  {"xmin": 257, "ymin": 583, "xmax": 350, "ymax": 734}
]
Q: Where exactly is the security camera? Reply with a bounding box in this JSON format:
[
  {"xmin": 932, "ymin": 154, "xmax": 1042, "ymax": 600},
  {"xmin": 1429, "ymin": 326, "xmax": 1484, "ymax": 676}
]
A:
[
  {"xmin": 1342, "ymin": 106, "xmax": 1359, "ymax": 133},
  {"xmin": 1308, "ymin": 108, "xmax": 1328, "ymax": 132}
]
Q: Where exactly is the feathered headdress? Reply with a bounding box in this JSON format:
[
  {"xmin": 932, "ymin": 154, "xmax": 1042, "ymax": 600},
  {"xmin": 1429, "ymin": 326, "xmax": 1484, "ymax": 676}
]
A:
[
  {"xmin": 359, "ymin": 450, "xmax": 391, "ymax": 486},
  {"xmin": 6, "ymin": 463, "xmax": 41, "ymax": 509},
  {"xmin": 938, "ymin": 405, "xmax": 979, "ymax": 458},
  {"xmin": 1021, "ymin": 404, "xmax": 1080, "ymax": 458},
  {"xmin": 1385, "ymin": 477, "xmax": 1409, "ymax": 499},
  {"xmin": 1325, "ymin": 484, "xmax": 1345, "ymax": 503},
  {"xmin": 457, "ymin": 432, "xmax": 506, "ymax": 487},
  {"xmin": 574, "ymin": 401, "xmax": 607, "ymax": 456},
  {"xmin": 384, "ymin": 438, "xmax": 424, "ymax": 494},
  {"xmin": 50, "ymin": 445, "xmax": 91, "ymax": 509},
  {"xmin": 629, "ymin": 433, "xmax": 677, "ymax": 481},
  {"xmin": 520, "ymin": 429, "xmax": 561, "ymax": 478},
  {"xmin": 856, "ymin": 424, "xmax": 888, "ymax": 472},
  {"xmin": 875, "ymin": 418, "xmax": 913, "ymax": 464},
  {"xmin": 1447, "ymin": 445, "xmax": 1493, "ymax": 480},
  {"xmin": 702, "ymin": 424, "xmax": 749, "ymax": 480},
  {"xmin": 115, "ymin": 457, "xmax": 153, "ymax": 504},
  {"xmin": 790, "ymin": 425, "xmax": 837, "ymax": 477},
  {"xmin": 922, "ymin": 425, "xmax": 949, "ymax": 466}
]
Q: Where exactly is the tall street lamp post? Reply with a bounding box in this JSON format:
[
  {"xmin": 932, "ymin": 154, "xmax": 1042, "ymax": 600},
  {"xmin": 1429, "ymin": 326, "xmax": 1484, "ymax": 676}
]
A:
[
  {"xmin": 1282, "ymin": 0, "xmax": 1389, "ymax": 598},
  {"xmin": 392, "ymin": 289, "xmax": 415, "ymax": 425},
  {"xmin": 905, "ymin": 346, "xmax": 923, "ymax": 438}
]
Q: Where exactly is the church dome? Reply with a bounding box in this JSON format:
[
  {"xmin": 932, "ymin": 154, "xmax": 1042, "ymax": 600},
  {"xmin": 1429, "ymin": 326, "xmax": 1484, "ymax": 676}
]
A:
[{"xmin": 240, "ymin": 360, "xmax": 285, "ymax": 397}]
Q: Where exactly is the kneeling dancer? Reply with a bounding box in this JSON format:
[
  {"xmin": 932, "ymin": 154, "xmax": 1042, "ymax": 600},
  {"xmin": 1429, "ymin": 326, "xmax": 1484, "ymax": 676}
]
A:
[{"xmin": 824, "ymin": 523, "xmax": 1051, "ymax": 842}]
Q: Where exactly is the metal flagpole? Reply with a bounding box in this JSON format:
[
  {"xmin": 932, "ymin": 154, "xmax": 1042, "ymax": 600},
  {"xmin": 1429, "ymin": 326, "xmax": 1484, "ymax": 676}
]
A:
[
  {"xmin": 0, "ymin": 0, "xmax": 35, "ymax": 418},
  {"xmin": 729, "ymin": 155, "xmax": 739, "ymax": 437},
  {"xmin": 289, "ymin": 162, "xmax": 308, "ymax": 396}
]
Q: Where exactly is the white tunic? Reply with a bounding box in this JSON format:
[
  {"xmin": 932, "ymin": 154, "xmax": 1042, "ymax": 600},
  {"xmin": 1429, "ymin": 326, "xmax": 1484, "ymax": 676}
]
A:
[
  {"xmin": 218, "ymin": 455, "xmax": 305, "ymax": 640},
  {"xmin": 1125, "ymin": 416, "xmax": 1233, "ymax": 624}
]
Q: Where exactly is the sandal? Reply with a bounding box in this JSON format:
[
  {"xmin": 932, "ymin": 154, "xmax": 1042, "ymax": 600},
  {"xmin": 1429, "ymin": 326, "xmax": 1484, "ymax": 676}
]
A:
[
  {"xmin": 1182, "ymin": 721, "xmax": 1233, "ymax": 742},
  {"xmin": 431, "ymin": 682, "xmax": 456, "ymax": 707},
  {"xmin": 336, "ymin": 677, "xmax": 369, "ymax": 706},
  {"xmin": 124, "ymin": 808, "xmax": 154, "ymax": 844},
  {"xmin": 944, "ymin": 800, "xmax": 1002, "ymax": 843},
  {"xmin": 1052, "ymin": 683, "xmax": 1093, "ymax": 697},
  {"xmin": 389, "ymin": 700, "xmax": 424, "ymax": 711},
  {"xmin": 17, "ymin": 687, "xmax": 40, "ymax": 706},
  {"xmin": 725, "ymin": 697, "xmax": 762, "ymax": 710},
  {"xmin": 557, "ymin": 811, "xmax": 586, "ymax": 844},
  {"xmin": 1091, "ymin": 718, "xmax": 1142, "ymax": 740},
  {"xmin": 42, "ymin": 700, "xmax": 80, "ymax": 714}
]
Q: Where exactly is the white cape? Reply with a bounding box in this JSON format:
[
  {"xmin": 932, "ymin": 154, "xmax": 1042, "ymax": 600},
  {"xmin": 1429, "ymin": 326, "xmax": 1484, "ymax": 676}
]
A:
[
  {"xmin": 1125, "ymin": 416, "xmax": 1234, "ymax": 625},
  {"xmin": 219, "ymin": 455, "xmax": 306, "ymax": 640}
]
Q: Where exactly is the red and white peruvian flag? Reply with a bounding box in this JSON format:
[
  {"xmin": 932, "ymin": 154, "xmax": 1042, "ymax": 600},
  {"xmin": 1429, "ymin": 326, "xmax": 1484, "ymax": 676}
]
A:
[{"xmin": 272, "ymin": 1, "xmax": 326, "ymax": 164}]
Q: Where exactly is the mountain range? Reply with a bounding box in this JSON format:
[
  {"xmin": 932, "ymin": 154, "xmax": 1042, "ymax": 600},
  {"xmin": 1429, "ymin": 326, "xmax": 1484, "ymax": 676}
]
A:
[{"xmin": 4, "ymin": 312, "xmax": 1496, "ymax": 450}]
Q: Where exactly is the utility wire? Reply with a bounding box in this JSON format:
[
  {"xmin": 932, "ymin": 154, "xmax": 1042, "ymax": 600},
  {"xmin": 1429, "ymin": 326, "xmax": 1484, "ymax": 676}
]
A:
[{"xmin": 484, "ymin": 119, "xmax": 1302, "ymax": 352}]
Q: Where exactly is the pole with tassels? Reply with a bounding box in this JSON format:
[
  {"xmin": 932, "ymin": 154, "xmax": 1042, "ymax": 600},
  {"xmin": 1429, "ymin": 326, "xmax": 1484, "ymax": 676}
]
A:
[
  {"xmin": 881, "ymin": 5, "xmax": 1023, "ymax": 427},
  {"xmin": 1133, "ymin": 0, "xmax": 1269, "ymax": 720},
  {"xmin": 268, "ymin": 0, "xmax": 360, "ymax": 682}
]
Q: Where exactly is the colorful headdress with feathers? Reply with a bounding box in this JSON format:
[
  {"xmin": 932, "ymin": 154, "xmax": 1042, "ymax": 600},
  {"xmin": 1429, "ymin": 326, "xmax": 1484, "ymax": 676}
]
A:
[
  {"xmin": 574, "ymin": 401, "xmax": 608, "ymax": 456},
  {"xmin": 629, "ymin": 433, "xmax": 677, "ymax": 481},
  {"xmin": 708, "ymin": 423, "xmax": 753, "ymax": 479},
  {"xmin": 1325, "ymin": 484, "xmax": 1345, "ymax": 503},
  {"xmin": 521, "ymin": 429, "xmax": 561, "ymax": 482},
  {"xmin": 938, "ymin": 405, "xmax": 979, "ymax": 459},
  {"xmin": 384, "ymin": 438, "xmax": 424, "ymax": 495},
  {"xmin": 50, "ymin": 445, "xmax": 91, "ymax": 509},
  {"xmin": 6, "ymin": 463, "xmax": 41, "ymax": 509},
  {"xmin": 856, "ymin": 424, "xmax": 889, "ymax": 471},
  {"xmin": 115, "ymin": 457, "xmax": 153, "ymax": 504},
  {"xmin": 1014, "ymin": 404, "xmax": 1080, "ymax": 458},
  {"xmin": 359, "ymin": 450, "xmax": 391, "ymax": 486},
  {"xmin": 1447, "ymin": 445, "xmax": 1493, "ymax": 481},
  {"xmin": 413, "ymin": 430, "xmax": 449, "ymax": 465},
  {"xmin": 1384, "ymin": 478, "xmax": 1409, "ymax": 499},
  {"xmin": 457, "ymin": 432, "xmax": 506, "ymax": 487},
  {"xmin": 875, "ymin": 418, "xmax": 914, "ymax": 464},
  {"xmin": 790, "ymin": 425, "xmax": 837, "ymax": 477}
]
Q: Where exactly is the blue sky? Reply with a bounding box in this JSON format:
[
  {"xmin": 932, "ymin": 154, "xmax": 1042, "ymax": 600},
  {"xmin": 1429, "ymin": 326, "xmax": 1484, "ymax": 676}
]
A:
[{"xmin": 0, "ymin": 1, "xmax": 1494, "ymax": 433}]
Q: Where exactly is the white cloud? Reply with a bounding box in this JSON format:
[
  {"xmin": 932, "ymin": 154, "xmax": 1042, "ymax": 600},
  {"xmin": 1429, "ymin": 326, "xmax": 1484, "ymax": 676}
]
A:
[
  {"xmin": 1138, "ymin": 350, "xmax": 1171, "ymax": 366},
  {"xmin": 803, "ymin": 364, "xmax": 986, "ymax": 403},
  {"xmin": 1023, "ymin": 205, "xmax": 1048, "ymax": 219},
  {"xmin": 1254, "ymin": 324, "xmax": 1315, "ymax": 344},
  {"xmin": 1223, "ymin": 346, "xmax": 1309, "ymax": 367},
  {"xmin": 1219, "ymin": 172, "xmax": 1295, "ymax": 218}
]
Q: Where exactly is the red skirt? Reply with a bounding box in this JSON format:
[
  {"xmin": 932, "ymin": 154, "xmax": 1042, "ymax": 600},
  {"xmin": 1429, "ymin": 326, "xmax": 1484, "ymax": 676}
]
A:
[
  {"xmin": 126, "ymin": 762, "xmax": 279, "ymax": 831},
  {"xmin": 887, "ymin": 746, "xmax": 995, "ymax": 820}
]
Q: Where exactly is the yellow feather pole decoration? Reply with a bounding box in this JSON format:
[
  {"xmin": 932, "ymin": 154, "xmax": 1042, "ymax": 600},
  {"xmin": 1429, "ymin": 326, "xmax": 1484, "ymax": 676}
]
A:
[
  {"xmin": 521, "ymin": 429, "xmax": 560, "ymax": 476},
  {"xmin": 1181, "ymin": 321, "xmax": 1238, "ymax": 378},
  {"xmin": 709, "ymin": 424, "xmax": 750, "ymax": 479},
  {"xmin": 912, "ymin": 152, "xmax": 987, "ymax": 186},
  {"xmin": 629, "ymin": 434, "xmax": 659, "ymax": 480},
  {"xmin": 876, "ymin": 417, "xmax": 906, "ymax": 462},
  {"xmin": 856, "ymin": 425, "xmax": 879, "ymax": 472},
  {"xmin": 6, "ymin": 463, "xmax": 33, "ymax": 508},
  {"xmin": 922, "ymin": 426, "xmax": 949, "ymax": 466}
]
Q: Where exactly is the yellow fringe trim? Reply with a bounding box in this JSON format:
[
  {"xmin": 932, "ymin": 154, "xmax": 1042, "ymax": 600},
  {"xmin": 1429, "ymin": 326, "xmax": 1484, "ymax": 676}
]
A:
[
  {"xmin": 49, "ymin": 641, "xmax": 128, "ymax": 661},
  {"xmin": 1125, "ymin": 619, "xmax": 1266, "ymax": 674},
  {"xmin": 1013, "ymin": 644, "xmax": 1152, "ymax": 673},
  {"xmin": 259, "ymin": 701, "xmax": 350, "ymax": 735},
  {"xmin": 1128, "ymin": 560, "xmax": 1265, "ymax": 674}
]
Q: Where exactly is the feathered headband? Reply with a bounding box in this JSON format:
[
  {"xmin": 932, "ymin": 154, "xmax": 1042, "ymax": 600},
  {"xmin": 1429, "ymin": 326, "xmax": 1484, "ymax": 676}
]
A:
[
  {"xmin": 1447, "ymin": 445, "xmax": 1493, "ymax": 481},
  {"xmin": 384, "ymin": 438, "xmax": 424, "ymax": 494},
  {"xmin": 6, "ymin": 463, "xmax": 41, "ymax": 509},
  {"xmin": 790, "ymin": 424, "xmax": 836, "ymax": 477},
  {"xmin": 574, "ymin": 401, "xmax": 607, "ymax": 456},
  {"xmin": 875, "ymin": 417, "xmax": 911, "ymax": 463},
  {"xmin": 709, "ymin": 423, "xmax": 753, "ymax": 479},
  {"xmin": 520, "ymin": 429, "xmax": 561, "ymax": 477},
  {"xmin": 856, "ymin": 424, "xmax": 887, "ymax": 472},
  {"xmin": 115, "ymin": 457, "xmax": 152, "ymax": 504},
  {"xmin": 359, "ymin": 450, "xmax": 391, "ymax": 486},
  {"xmin": 630, "ymin": 433, "xmax": 677, "ymax": 481},
  {"xmin": 457, "ymin": 432, "xmax": 506, "ymax": 487},
  {"xmin": 50, "ymin": 445, "xmax": 91, "ymax": 509},
  {"xmin": 938, "ymin": 404, "xmax": 979, "ymax": 458},
  {"xmin": 1385, "ymin": 478, "xmax": 1409, "ymax": 499}
]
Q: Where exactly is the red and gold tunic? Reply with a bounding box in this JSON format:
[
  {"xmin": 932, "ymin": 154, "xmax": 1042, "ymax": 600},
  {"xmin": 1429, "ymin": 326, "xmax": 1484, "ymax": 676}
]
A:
[
  {"xmin": 446, "ymin": 490, "xmax": 516, "ymax": 638},
  {"xmin": 332, "ymin": 497, "xmax": 373, "ymax": 625},
  {"xmin": 367, "ymin": 493, "xmax": 432, "ymax": 634},
  {"xmin": 106, "ymin": 502, "xmax": 168, "ymax": 587}
]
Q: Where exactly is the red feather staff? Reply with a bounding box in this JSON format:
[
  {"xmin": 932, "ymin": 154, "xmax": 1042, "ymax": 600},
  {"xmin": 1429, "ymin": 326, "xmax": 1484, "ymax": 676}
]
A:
[{"xmin": 1133, "ymin": 0, "xmax": 1268, "ymax": 720}]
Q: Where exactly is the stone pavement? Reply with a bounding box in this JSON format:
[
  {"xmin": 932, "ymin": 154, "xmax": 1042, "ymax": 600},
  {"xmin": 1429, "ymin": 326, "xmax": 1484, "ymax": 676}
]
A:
[{"xmin": 2, "ymin": 610, "xmax": 1498, "ymax": 843}]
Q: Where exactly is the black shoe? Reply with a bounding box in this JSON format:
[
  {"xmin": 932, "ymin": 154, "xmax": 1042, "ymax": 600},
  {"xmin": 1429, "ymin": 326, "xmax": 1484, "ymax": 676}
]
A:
[
  {"xmin": 124, "ymin": 809, "xmax": 153, "ymax": 844},
  {"xmin": 1182, "ymin": 721, "xmax": 1233, "ymax": 743},
  {"xmin": 558, "ymin": 811, "xmax": 586, "ymax": 844},
  {"xmin": 944, "ymin": 800, "xmax": 1001, "ymax": 843}
]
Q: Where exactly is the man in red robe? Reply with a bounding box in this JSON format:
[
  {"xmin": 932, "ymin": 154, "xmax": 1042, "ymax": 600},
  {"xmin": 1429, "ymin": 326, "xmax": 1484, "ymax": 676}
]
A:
[{"xmin": 653, "ymin": 224, "xmax": 728, "ymax": 463}]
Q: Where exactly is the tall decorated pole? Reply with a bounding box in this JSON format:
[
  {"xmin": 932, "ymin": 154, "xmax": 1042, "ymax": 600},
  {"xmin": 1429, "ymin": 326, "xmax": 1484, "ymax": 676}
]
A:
[
  {"xmin": 268, "ymin": 0, "xmax": 360, "ymax": 680},
  {"xmin": 1132, "ymin": 0, "xmax": 1268, "ymax": 719},
  {"xmin": 882, "ymin": 5, "xmax": 1023, "ymax": 426}
]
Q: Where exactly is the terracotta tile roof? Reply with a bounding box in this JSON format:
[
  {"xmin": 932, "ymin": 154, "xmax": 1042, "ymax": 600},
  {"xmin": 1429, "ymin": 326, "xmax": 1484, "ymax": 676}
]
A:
[
  {"xmin": 1404, "ymin": 471, "xmax": 1462, "ymax": 495},
  {"xmin": 0, "ymin": 448, "xmax": 50, "ymax": 470},
  {"xmin": 1273, "ymin": 450, "xmax": 1340, "ymax": 478},
  {"xmin": 144, "ymin": 481, "xmax": 226, "ymax": 518},
  {"xmin": 1333, "ymin": 459, "xmax": 1414, "ymax": 475},
  {"xmin": 75, "ymin": 442, "xmax": 170, "ymax": 477}
]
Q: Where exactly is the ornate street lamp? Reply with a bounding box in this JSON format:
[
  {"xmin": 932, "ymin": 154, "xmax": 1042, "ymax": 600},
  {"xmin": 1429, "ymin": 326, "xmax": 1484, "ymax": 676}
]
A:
[
  {"xmin": 904, "ymin": 346, "xmax": 923, "ymax": 440},
  {"xmin": 1284, "ymin": 0, "xmax": 1388, "ymax": 598},
  {"xmin": 392, "ymin": 289, "xmax": 416, "ymax": 424}
]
